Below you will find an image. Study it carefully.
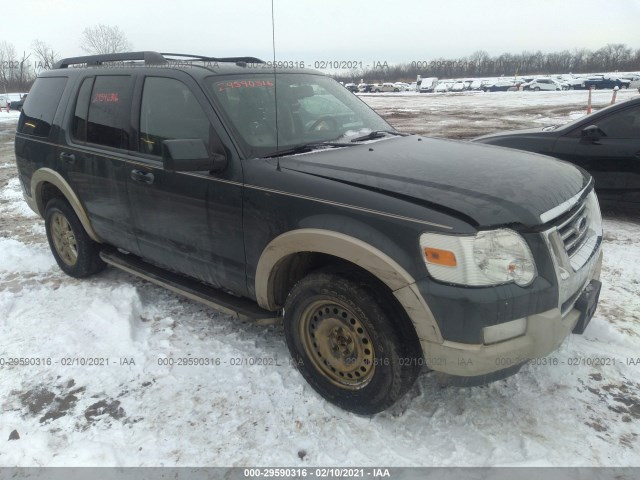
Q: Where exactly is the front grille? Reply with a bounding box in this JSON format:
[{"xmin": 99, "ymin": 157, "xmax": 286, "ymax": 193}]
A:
[
  {"xmin": 543, "ymin": 190, "xmax": 602, "ymax": 316},
  {"xmin": 558, "ymin": 202, "xmax": 590, "ymax": 257}
]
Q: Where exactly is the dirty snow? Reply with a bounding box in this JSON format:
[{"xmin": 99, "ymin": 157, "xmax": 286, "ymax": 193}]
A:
[
  {"xmin": 0, "ymin": 92, "xmax": 639, "ymax": 467},
  {"xmin": 361, "ymin": 88, "xmax": 639, "ymax": 139}
]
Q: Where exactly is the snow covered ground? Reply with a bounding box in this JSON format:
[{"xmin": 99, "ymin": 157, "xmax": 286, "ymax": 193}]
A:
[
  {"xmin": 1, "ymin": 95, "xmax": 639, "ymax": 467},
  {"xmin": 360, "ymin": 88, "xmax": 640, "ymax": 139}
]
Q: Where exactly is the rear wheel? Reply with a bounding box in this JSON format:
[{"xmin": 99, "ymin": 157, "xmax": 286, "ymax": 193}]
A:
[
  {"xmin": 45, "ymin": 198, "xmax": 105, "ymax": 278},
  {"xmin": 284, "ymin": 269, "xmax": 422, "ymax": 414}
]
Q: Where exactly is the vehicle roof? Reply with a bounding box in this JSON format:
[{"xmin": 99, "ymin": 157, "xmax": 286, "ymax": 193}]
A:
[{"xmin": 43, "ymin": 51, "xmax": 325, "ymax": 79}]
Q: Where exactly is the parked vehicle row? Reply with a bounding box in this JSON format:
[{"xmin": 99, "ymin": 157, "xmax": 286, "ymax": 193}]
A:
[{"xmin": 351, "ymin": 72, "xmax": 638, "ymax": 94}]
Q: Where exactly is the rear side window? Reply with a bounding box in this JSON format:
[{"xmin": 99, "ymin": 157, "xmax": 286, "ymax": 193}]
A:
[
  {"xmin": 17, "ymin": 77, "xmax": 68, "ymax": 137},
  {"xmin": 72, "ymin": 75, "xmax": 133, "ymax": 149}
]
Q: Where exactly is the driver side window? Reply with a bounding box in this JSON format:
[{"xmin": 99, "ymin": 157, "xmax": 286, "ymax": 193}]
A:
[
  {"xmin": 139, "ymin": 77, "xmax": 211, "ymax": 156},
  {"xmin": 595, "ymin": 106, "xmax": 640, "ymax": 139}
]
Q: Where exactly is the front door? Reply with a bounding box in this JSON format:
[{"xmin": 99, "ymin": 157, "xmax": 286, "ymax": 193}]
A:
[
  {"xmin": 556, "ymin": 105, "xmax": 640, "ymax": 206},
  {"xmin": 126, "ymin": 74, "xmax": 247, "ymax": 295}
]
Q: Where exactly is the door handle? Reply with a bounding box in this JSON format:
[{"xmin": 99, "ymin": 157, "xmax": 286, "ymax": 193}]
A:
[
  {"xmin": 130, "ymin": 169, "xmax": 154, "ymax": 184},
  {"xmin": 59, "ymin": 152, "xmax": 76, "ymax": 165}
]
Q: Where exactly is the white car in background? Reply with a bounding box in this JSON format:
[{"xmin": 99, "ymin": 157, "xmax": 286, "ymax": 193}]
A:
[
  {"xmin": 418, "ymin": 77, "xmax": 438, "ymax": 93},
  {"xmin": 450, "ymin": 81, "xmax": 470, "ymax": 92},
  {"xmin": 525, "ymin": 78, "xmax": 567, "ymax": 91},
  {"xmin": 370, "ymin": 82, "xmax": 399, "ymax": 92},
  {"xmin": 558, "ymin": 75, "xmax": 585, "ymax": 89},
  {"xmin": 618, "ymin": 73, "xmax": 640, "ymax": 89},
  {"xmin": 469, "ymin": 80, "xmax": 485, "ymax": 90},
  {"xmin": 393, "ymin": 82, "xmax": 412, "ymax": 91},
  {"xmin": 434, "ymin": 81, "xmax": 453, "ymax": 93}
]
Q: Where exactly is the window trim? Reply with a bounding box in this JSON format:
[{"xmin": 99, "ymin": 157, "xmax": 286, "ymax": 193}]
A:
[{"xmin": 70, "ymin": 76, "xmax": 95, "ymax": 144}]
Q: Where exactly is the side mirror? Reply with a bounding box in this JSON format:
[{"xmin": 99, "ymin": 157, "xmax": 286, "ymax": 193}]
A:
[
  {"xmin": 162, "ymin": 139, "xmax": 227, "ymax": 173},
  {"xmin": 581, "ymin": 125, "xmax": 605, "ymax": 143}
]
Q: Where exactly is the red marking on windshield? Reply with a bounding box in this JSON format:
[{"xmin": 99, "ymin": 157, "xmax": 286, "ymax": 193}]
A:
[
  {"xmin": 92, "ymin": 93, "xmax": 119, "ymax": 103},
  {"xmin": 217, "ymin": 80, "xmax": 274, "ymax": 92}
]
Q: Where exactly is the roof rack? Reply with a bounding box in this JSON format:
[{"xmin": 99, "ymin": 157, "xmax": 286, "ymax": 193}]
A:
[
  {"xmin": 161, "ymin": 53, "xmax": 265, "ymax": 64},
  {"xmin": 54, "ymin": 51, "xmax": 167, "ymax": 69},
  {"xmin": 53, "ymin": 51, "xmax": 265, "ymax": 69}
]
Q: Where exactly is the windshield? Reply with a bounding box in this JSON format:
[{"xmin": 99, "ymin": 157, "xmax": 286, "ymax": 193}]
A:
[{"xmin": 206, "ymin": 73, "xmax": 392, "ymax": 158}]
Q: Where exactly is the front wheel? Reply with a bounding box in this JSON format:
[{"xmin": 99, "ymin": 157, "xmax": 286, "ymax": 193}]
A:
[
  {"xmin": 45, "ymin": 198, "xmax": 105, "ymax": 278},
  {"xmin": 284, "ymin": 270, "xmax": 422, "ymax": 414}
]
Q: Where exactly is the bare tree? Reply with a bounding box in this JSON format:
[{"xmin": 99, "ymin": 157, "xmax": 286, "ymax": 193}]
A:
[
  {"xmin": 16, "ymin": 51, "xmax": 33, "ymax": 90},
  {"xmin": 80, "ymin": 24, "xmax": 132, "ymax": 55},
  {"xmin": 0, "ymin": 41, "xmax": 17, "ymax": 86},
  {"xmin": 32, "ymin": 39, "xmax": 59, "ymax": 70},
  {"xmin": 333, "ymin": 44, "xmax": 640, "ymax": 84}
]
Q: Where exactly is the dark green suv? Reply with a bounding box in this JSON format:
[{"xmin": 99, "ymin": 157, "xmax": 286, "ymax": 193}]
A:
[{"xmin": 15, "ymin": 52, "xmax": 603, "ymax": 414}]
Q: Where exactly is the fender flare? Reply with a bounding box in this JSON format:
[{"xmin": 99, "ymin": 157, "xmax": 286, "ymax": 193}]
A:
[
  {"xmin": 30, "ymin": 168, "xmax": 102, "ymax": 243},
  {"xmin": 255, "ymin": 228, "xmax": 442, "ymax": 344}
]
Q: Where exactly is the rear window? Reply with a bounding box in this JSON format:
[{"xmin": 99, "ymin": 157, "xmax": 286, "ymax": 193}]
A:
[{"xmin": 17, "ymin": 77, "xmax": 68, "ymax": 137}]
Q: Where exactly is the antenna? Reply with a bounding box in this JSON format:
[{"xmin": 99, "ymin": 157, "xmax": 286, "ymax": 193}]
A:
[{"xmin": 271, "ymin": 0, "xmax": 280, "ymax": 170}]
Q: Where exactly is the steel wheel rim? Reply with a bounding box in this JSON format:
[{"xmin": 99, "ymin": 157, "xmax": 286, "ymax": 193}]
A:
[
  {"xmin": 299, "ymin": 299, "xmax": 376, "ymax": 390},
  {"xmin": 50, "ymin": 212, "xmax": 78, "ymax": 266}
]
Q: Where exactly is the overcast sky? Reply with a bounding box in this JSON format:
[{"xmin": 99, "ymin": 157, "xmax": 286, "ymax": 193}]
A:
[{"xmin": 7, "ymin": 0, "xmax": 640, "ymax": 65}]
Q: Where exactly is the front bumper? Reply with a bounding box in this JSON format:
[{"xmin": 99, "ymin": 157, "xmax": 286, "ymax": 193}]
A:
[{"xmin": 422, "ymin": 247, "xmax": 602, "ymax": 377}]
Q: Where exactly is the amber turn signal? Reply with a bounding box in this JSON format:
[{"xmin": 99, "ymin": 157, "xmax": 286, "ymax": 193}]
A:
[{"xmin": 423, "ymin": 247, "xmax": 457, "ymax": 267}]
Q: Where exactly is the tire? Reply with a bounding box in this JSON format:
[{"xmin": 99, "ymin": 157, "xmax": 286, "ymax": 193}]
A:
[
  {"xmin": 44, "ymin": 198, "xmax": 105, "ymax": 278},
  {"xmin": 533, "ymin": 87, "xmax": 540, "ymax": 91},
  {"xmin": 393, "ymin": 88, "xmax": 399, "ymax": 92},
  {"xmin": 283, "ymin": 269, "xmax": 422, "ymax": 414}
]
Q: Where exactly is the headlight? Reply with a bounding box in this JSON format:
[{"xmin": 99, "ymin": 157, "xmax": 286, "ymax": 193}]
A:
[{"xmin": 420, "ymin": 229, "xmax": 537, "ymax": 287}]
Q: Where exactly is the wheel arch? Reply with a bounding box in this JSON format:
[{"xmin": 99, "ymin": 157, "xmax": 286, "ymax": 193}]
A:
[
  {"xmin": 255, "ymin": 228, "xmax": 443, "ymax": 345},
  {"xmin": 31, "ymin": 168, "xmax": 102, "ymax": 243}
]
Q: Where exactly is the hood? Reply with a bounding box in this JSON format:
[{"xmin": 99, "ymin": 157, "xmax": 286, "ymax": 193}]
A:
[
  {"xmin": 473, "ymin": 127, "xmax": 550, "ymax": 141},
  {"xmin": 279, "ymin": 135, "xmax": 589, "ymax": 228}
]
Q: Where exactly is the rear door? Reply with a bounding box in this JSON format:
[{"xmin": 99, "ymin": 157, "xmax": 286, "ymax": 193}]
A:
[
  {"xmin": 126, "ymin": 72, "xmax": 247, "ymax": 295},
  {"xmin": 60, "ymin": 74, "xmax": 140, "ymax": 254}
]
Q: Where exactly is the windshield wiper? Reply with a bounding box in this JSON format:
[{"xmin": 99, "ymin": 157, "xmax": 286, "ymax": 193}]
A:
[
  {"xmin": 261, "ymin": 141, "xmax": 354, "ymax": 159},
  {"xmin": 350, "ymin": 130, "xmax": 407, "ymax": 143}
]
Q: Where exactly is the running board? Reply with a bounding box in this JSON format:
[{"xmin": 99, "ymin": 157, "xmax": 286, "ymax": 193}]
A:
[{"xmin": 99, "ymin": 249, "xmax": 281, "ymax": 325}]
